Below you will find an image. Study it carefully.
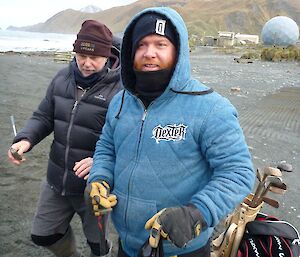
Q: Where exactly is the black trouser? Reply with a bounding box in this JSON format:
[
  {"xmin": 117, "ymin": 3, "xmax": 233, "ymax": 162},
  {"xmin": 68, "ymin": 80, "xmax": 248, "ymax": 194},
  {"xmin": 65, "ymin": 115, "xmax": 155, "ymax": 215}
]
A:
[{"xmin": 117, "ymin": 239, "xmax": 211, "ymax": 257}]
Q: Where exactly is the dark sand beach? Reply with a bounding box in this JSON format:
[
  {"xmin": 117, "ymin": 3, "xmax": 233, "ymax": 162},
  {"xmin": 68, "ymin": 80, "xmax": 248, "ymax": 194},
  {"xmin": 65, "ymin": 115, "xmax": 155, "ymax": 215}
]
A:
[{"xmin": 0, "ymin": 47, "xmax": 299, "ymax": 256}]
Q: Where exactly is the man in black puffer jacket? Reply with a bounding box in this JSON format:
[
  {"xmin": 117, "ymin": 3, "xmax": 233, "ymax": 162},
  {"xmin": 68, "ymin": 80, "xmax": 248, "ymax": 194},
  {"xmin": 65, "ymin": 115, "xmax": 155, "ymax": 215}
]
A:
[{"xmin": 7, "ymin": 20, "xmax": 122, "ymax": 257}]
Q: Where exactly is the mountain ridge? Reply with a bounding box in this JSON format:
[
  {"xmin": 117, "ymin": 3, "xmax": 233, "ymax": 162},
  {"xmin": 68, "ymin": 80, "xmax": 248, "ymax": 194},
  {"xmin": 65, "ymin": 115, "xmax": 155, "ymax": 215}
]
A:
[
  {"xmin": 80, "ymin": 5, "xmax": 102, "ymax": 13},
  {"xmin": 7, "ymin": 0, "xmax": 300, "ymax": 37}
]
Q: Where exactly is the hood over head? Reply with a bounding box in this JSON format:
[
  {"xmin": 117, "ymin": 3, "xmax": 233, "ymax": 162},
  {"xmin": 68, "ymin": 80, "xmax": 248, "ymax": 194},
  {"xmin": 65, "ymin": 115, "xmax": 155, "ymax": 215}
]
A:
[{"xmin": 121, "ymin": 7, "xmax": 191, "ymax": 94}]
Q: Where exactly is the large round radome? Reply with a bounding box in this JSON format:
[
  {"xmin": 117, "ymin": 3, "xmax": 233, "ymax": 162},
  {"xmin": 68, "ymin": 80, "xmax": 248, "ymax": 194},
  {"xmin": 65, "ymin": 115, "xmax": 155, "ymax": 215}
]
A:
[{"xmin": 261, "ymin": 16, "xmax": 299, "ymax": 46}]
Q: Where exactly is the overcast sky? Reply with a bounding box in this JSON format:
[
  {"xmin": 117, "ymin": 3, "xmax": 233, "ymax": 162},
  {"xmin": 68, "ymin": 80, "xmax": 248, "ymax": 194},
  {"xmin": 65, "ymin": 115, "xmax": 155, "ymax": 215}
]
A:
[{"xmin": 0, "ymin": 0, "xmax": 138, "ymax": 29}]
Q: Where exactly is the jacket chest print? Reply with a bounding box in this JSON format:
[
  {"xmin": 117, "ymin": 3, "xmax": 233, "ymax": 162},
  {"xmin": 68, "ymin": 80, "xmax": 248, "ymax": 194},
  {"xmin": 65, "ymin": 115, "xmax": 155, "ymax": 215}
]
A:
[{"xmin": 151, "ymin": 124, "xmax": 188, "ymax": 144}]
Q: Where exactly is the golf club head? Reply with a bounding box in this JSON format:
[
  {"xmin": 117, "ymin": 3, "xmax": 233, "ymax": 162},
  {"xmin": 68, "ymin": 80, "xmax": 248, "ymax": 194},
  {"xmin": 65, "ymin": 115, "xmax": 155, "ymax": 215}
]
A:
[
  {"xmin": 266, "ymin": 176, "xmax": 285, "ymax": 188},
  {"xmin": 261, "ymin": 196, "xmax": 279, "ymax": 208},
  {"xmin": 260, "ymin": 176, "xmax": 285, "ymax": 199},
  {"xmin": 262, "ymin": 167, "xmax": 282, "ymax": 181},
  {"xmin": 269, "ymin": 184, "xmax": 287, "ymax": 194},
  {"xmin": 252, "ymin": 176, "xmax": 283, "ymax": 207},
  {"xmin": 250, "ymin": 167, "xmax": 286, "ymax": 208},
  {"xmin": 253, "ymin": 175, "xmax": 282, "ymax": 201}
]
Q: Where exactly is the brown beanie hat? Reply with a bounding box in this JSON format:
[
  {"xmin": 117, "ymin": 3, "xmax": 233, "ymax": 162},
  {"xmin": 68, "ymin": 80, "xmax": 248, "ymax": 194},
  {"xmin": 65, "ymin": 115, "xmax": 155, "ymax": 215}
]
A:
[{"xmin": 73, "ymin": 20, "xmax": 113, "ymax": 57}]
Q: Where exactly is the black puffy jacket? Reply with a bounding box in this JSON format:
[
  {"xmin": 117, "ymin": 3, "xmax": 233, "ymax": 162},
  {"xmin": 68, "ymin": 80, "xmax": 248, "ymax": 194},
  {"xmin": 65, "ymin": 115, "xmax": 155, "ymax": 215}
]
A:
[{"xmin": 14, "ymin": 46, "xmax": 122, "ymax": 195}]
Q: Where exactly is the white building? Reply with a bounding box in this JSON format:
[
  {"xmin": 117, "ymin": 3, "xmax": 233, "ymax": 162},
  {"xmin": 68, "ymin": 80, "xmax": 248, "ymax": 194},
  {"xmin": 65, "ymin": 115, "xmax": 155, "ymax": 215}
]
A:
[
  {"xmin": 217, "ymin": 31, "xmax": 235, "ymax": 46},
  {"xmin": 235, "ymin": 33, "xmax": 259, "ymax": 44}
]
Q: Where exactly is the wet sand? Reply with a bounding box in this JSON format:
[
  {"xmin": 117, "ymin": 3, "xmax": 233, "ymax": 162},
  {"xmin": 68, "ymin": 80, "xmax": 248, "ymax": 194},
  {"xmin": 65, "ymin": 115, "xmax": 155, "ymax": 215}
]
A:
[{"xmin": 0, "ymin": 48, "xmax": 299, "ymax": 256}]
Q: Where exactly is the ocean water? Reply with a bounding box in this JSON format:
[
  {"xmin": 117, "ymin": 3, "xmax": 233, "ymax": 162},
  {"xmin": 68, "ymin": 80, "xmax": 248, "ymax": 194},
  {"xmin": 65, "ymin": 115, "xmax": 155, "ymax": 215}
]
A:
[{"xmin": 0, "ymin": 30, "xmax": 76, "ymax": 52}]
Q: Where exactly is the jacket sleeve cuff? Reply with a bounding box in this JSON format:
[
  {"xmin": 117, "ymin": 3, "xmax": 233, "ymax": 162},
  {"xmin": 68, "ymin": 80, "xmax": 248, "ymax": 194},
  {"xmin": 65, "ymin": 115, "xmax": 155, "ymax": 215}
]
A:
[
  {"xmin": 12, "ymin": 137, "xmax": 33, "ymax": 152},
  {"xmin": 187, "ymin": 203, "xmax": 208, "ymax": 230}
]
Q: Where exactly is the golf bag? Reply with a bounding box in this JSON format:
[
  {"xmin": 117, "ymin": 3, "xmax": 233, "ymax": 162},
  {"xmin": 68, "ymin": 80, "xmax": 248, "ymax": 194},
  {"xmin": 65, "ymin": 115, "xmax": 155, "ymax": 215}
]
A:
[
  {"xmin": 238, "ymin": 213, "xmax": 300, "ymax": 257},
  {"xmin": 211, "ymin": 194, "xmax": 264, "ymax": 257}
]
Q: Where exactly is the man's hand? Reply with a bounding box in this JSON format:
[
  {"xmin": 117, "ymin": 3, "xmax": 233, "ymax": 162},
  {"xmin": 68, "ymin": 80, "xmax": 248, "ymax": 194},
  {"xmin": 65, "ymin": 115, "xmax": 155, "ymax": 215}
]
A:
[
  {"xmin": 145, "ymin": 204, "xmax": 204, "ymax": 248},
  {"xmin": 73, "ymin": 157, "xmax": 93, "ymax": 180},
  {"xmin": 7, "ymin": 140, "xmax": 31, "ymax": 165},
  {"xmin": 85, "ymin": 181, "xmax": 117, "ymax": 216}
]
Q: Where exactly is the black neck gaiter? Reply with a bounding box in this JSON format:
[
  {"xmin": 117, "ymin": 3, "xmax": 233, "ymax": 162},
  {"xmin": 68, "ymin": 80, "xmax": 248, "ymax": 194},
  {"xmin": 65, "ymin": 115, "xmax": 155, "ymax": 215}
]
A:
[
  {"xmin": 134, "ymin": 68, "xmax": 173, "ymax": 107},
  {"xmin": 71, "ymin": 61, "xmax": 108, "ymax": 89}
]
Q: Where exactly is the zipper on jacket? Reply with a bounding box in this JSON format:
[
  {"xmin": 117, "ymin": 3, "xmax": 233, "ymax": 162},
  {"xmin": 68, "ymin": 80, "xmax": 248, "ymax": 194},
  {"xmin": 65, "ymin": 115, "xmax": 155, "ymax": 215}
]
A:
[
  {"xmin": 124, "ymin": 100, "xmax": 148, "ymax": 233},
  {"xmin": 72, "ymin": 100, "xmax": 78, "ymax": 110},
  {"xmin": 62, "ymin": 100, "xmax": 79, "ymax": 195},
  {"xmin": 77, "ymin": 86, "xmax": 89, "ymax": 100},
  {"xmin": 141, "ymin": 109, "xmax": 147, "ymax": 122},
  {"xmin": 136, "ymin": 109, "xmax": 147, "ymax": 156},
  {"xmin": 61, "ymin": 87, "xmax": 90, "ymax": 195}
]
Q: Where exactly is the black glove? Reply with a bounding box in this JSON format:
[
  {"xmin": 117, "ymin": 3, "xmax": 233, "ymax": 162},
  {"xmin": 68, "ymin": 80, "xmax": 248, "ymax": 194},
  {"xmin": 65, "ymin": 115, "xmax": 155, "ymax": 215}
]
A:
[
  {"xmin": 145, "ymin": 204, "xmax": 205, "ymax": 248},
  {"xmin": 138, "ymin": 236, "xmax": 164, "ymax": 257}
]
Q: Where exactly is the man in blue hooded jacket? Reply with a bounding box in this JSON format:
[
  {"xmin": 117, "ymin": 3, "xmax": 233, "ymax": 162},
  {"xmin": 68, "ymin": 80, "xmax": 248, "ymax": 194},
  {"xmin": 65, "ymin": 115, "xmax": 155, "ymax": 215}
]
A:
[{"xmin": 87, "ymin": 7, "xmax": 255, "ymax": 257}]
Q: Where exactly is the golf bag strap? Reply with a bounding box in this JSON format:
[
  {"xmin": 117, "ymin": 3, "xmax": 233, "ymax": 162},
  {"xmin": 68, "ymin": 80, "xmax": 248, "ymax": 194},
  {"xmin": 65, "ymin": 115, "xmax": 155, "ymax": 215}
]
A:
[{"xmin": 211, "ymin": 223, "xmax": 238, "ymax": 257}]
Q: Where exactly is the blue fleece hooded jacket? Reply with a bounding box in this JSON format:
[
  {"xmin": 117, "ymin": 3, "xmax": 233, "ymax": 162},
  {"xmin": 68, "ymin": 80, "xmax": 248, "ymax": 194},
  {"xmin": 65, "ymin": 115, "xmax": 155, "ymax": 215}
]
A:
[{"xmin": 89, "ymin": 7, "xmax": 255, "ymax": 257}]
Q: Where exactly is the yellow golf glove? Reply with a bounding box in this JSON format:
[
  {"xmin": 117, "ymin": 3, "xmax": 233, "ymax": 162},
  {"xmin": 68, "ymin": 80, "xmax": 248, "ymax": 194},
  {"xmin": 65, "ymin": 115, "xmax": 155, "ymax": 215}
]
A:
[{"xmin": 87, "ymin": 181, "xmax": 117, "ymax": 216}]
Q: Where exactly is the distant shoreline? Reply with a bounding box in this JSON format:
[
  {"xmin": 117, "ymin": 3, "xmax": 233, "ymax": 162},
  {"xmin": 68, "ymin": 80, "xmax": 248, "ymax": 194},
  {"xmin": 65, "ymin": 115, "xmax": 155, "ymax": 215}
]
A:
[
  {"xmin": 0, "ymin": 50, "xmax": 75, "ymax": 63},
  {"xmin": 0, "ymin": 50, "xmax": 72, "ymax": 57}
]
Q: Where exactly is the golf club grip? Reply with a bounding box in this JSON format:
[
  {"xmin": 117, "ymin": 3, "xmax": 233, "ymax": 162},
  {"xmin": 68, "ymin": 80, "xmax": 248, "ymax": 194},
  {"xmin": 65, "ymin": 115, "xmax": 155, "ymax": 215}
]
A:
[{"xmin": 97, "ymin": 215, "xmax": 109, "ymax": 254}]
